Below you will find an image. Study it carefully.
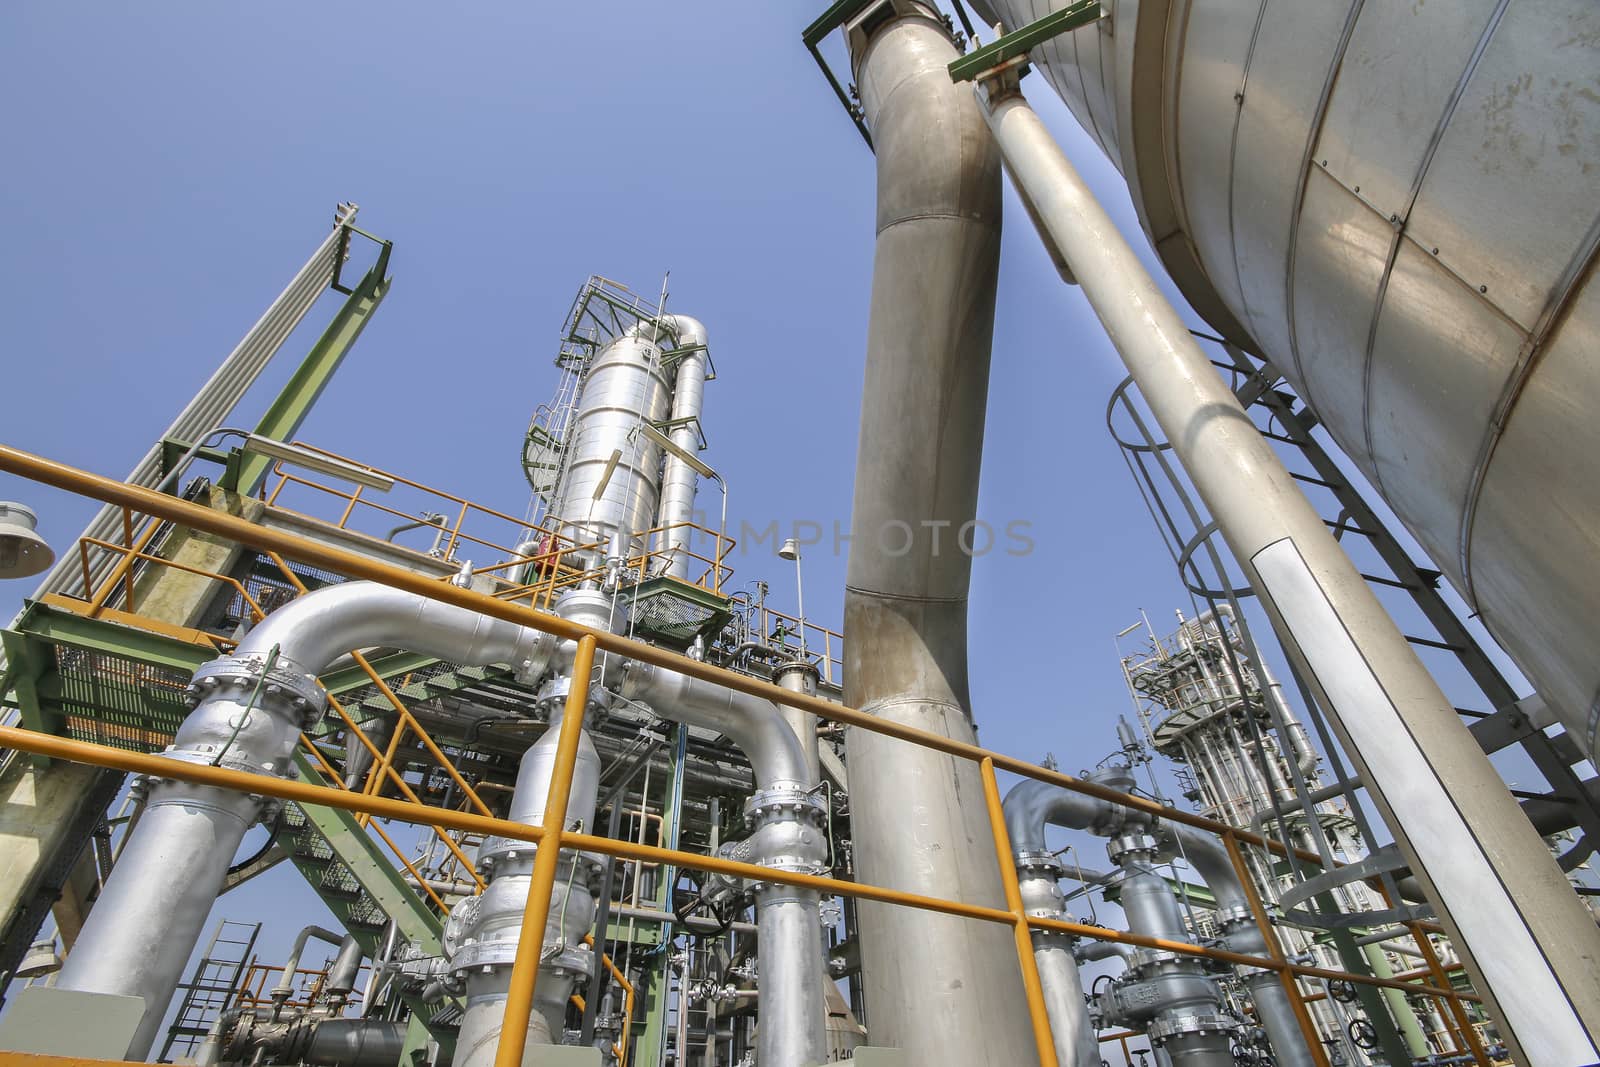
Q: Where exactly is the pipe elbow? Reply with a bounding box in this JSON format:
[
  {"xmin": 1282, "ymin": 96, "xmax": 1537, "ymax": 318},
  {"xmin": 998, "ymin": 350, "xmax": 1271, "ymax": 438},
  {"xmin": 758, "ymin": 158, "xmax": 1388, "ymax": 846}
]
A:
[
  {"xmin": 618, "ymin": 661, "xmax": 812, "ymax": 790},
  {"xmin": 238, "ymin": 580, "xmax": 555, "ymax": 680},
  {"xmin": 1002, "ymin": 778, "xmax": 1119, "ymax": 855}
]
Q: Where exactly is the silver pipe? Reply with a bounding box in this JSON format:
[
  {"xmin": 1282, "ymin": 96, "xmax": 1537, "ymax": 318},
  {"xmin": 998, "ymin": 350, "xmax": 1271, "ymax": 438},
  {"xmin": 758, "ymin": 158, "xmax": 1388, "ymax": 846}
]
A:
[
  {"xmin": 325, "ymin": 935, "xmax": 364, "ymax": 1003},
  {"xmin": 649, "ymin": 315, "xmax": 709, "ymax": 579},
  {"xmin": 978, "ymin": 78, "xmax": 1600, "ymax": 1063},
  {"xmin": 619, "ymin": 659, "xmax": 827, "ymax": 1067},
  {"xmin": 270, "ymin": 925, "xmax": 343, "ymax": 1003},
  {"xmin": 56, "ymin": 581, "xmax": 557, "ymax": 1059},
  {"xmin": 773, "ymin": 661, "xmax": 821, "ymax": 787},
  {"xmin": 451, "ymin": 590, "xmax": 611, "ymax": 1067},
  {"xmin": 1113, "ymin": 855, "xmax": 1236, "ymax": 1067},
  {"xmin": 1164, "ymin": 826, "xmax": 1315, "ymax": 1067},
  {"xmin": 838, "ymin": 6, "xmax": 1030, "ymax": 1061}
]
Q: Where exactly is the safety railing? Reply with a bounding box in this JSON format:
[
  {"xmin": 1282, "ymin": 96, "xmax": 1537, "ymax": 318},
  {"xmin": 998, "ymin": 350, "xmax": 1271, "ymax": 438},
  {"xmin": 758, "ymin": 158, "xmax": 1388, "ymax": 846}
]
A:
[
  {"xmin": 747, "ymin": 602, "xmax": 844, "ymax": 688},
  {"xmin": 39, "ymin": 513, "xmax": 493, "ymax": 913},
  {"xmin": 233, "ymin": 962, "xmax": 334, "ymax": 1012},
  {"xmin": 0, "ymin": 441, "xmax": 1499, "ymax": 1067}
]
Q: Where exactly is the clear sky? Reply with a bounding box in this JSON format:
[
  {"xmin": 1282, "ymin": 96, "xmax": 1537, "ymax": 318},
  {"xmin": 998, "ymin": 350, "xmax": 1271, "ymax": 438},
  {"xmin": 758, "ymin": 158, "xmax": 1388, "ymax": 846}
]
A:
[{"xmin": 0, "ymin": 2, "xmax": 1537, "ymax": 1046}]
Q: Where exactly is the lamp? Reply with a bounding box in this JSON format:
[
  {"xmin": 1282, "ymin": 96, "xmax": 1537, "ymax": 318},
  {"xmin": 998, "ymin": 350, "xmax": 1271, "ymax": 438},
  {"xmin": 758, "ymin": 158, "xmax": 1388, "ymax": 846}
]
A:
[
  {"xmin": 242, "ymin": 435, "xmax": 395, "ymax": 492},
  {"xmin": 0, "ymin": 502, "xmax": 55, "ymax": 580},
  {"xmin": 777, "ymin": 538, "xmax": 807, "ymax": 657}
]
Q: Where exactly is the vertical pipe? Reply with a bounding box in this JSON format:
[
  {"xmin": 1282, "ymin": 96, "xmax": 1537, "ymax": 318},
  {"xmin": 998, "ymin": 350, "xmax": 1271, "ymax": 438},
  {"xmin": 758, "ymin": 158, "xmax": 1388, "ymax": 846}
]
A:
[
  {"xmin": 493, "ymin": 634, "xmax": 596, "ymax": 1067},
  {"xmin": 651, "ymin": 316, "xmax": 708, "ymax": 579},
  {"xmin": 980, "ymin": 759, "xmax": 1062, "ymax": 1067},
  {"xmin": 978, "ymin": 80, "xmax": 1600, "ymax": 1065},
  {"xmin": 840, "ymin": 7, "xmax": 1034, "ymax": 1062},
  {"xmin": 774, "ymin": 661, "xmax": 821, "ymax": 787}
]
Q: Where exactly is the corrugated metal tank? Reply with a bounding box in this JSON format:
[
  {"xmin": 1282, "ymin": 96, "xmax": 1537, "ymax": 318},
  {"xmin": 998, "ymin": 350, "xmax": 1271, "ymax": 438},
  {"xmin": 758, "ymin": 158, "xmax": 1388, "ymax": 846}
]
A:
[{"xmin": 983, "ymin": 0, "xmax": 1600, "ymax": 754}]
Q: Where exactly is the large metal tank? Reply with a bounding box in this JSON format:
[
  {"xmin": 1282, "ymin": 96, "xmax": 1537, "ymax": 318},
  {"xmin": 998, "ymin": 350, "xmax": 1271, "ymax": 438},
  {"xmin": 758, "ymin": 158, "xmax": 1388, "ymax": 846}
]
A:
[
  {"xmin": 978, "ymin": 0, "xmax": 1600, "ymax": 754},
  {"xmin": 550, "ymin": 333, "xmax": 671, "ymax": 555}
]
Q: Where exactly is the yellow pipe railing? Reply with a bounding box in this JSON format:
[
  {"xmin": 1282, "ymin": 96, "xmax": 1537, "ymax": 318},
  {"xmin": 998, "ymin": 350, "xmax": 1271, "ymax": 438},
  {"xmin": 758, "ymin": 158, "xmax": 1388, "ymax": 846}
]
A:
[{"xmin": 0, "ymin": 441, "xmax": 1490, "ymax": 1065}]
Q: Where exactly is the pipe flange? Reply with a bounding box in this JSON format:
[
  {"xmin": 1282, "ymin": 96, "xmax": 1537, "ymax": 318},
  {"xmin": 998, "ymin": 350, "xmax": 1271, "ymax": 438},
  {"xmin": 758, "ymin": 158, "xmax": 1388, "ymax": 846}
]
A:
[
  {"xmin": 449, "ymin": 938, "xmax": 590, "ymax": 979},
  {"xmin": 1214, "ymin": 903, "xmax": 1254, "ymax": 930},
  {"xmin": 187, "ymin": 653, "xmax": 327, "ymax": 726},
  {"xmin": 1014, "ymin": 850, "xmax": 1064, "ymax": 876},
  {"xmin": 1106, "ymin": 832, "xmax": 1161, "ymax": 862},
  {"xmin": 1147, "ymin": 1011, "xmax": 1240, "ymax": 1044},
  {"xmin": 476, "ymin": 836, "xmax": 601, "ymax": 879},
  {"xmin": 1125, "ymin": 947, "xmax": 1195, "ymax": 974},
  {"xmin": 743, "ymin": 788, "xmax": 826, "ymax": 827}
]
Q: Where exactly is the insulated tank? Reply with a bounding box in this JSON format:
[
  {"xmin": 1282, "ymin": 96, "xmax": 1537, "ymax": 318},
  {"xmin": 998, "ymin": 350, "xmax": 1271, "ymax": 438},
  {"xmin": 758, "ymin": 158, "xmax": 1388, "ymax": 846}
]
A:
[
  {"xmin": 550, "ymin": 332, "xmax": 671, "ymax": 555},
  {"xmin": 977, "ymin": 0, "xmax": 1600, "ymax": 754}
]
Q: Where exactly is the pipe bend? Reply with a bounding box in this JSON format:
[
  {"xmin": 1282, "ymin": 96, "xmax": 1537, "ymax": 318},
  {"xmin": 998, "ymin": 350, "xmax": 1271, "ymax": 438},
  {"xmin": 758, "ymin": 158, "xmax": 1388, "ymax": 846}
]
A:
[
  {"xmin": 1002, "ymin": 778, "xmax": 1119, "ymax": 854},
  {"xmin": 240, "ymin": 580, "xmax": 554, "ymax": 678},
  {"xmin": 617, "ymin": 661, "xmax": 813, "ymax": 790}
]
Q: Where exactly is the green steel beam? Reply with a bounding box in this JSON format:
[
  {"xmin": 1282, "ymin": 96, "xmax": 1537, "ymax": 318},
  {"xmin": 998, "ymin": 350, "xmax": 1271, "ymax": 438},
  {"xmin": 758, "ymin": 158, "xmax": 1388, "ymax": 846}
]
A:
[
  {"xmin": 947, "ymin": 0, "xmax": 1103, "ymax": 82},
  {"xmin": 288, "ymin": 752, "xmax": 442, "ymax": 949},
  {"xmin": 9, "ymin": 602, "xmax": 212, "ymax": 675},
  {"xmin": 319, "ymin": 650, "xmax": 446, "ymax": 698},
  {"xmin": 232, "ymin": 243, "xmax": 392, "ymax": 494}
]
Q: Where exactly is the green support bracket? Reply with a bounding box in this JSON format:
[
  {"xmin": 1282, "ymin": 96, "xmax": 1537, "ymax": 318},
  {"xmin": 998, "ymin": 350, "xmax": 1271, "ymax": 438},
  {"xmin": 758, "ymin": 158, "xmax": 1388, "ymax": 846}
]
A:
[
  {"xmin": 318, "ymin": 650, "xmax": 447, "ymax": 699},
  {"xmin": 801, "ymin": 0, "xmax": 877, "ymax": 147},
  {"xmin": 231, "ymin": 239, "xmax": 393, "ymax": 495},
  {"xmin": 947, "ymin": 0, "xmax": 1103, "ymax": 82},
  {"xmin": 287, "ymin": 753, "xmax": 443, "ymax": 948}
]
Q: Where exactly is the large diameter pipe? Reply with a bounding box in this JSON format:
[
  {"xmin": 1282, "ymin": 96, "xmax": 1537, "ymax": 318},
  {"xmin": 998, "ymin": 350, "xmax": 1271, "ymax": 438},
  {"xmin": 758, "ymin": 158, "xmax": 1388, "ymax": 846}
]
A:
[
  {"xmin": 620, "ymin": 660, "xmax": 828, "ymax": 1066},
  {"xmin": 979, "ymin": 82, "xmax": 1600, "ymax": 1065},
  {"xmin": 1165, "ymin": 827, "xmax": 1315, "ymax": 1067},
  {"xmin": 650, "ymin": 314, "xmax": 709, "ymax": 578},
  {"xmin": 56, "ymin": 581, "xmax": 556, "ymax": 1060},
  {"xmin": 840, "ymin": 8, "xmax": 1034, "ymax": 1063}
]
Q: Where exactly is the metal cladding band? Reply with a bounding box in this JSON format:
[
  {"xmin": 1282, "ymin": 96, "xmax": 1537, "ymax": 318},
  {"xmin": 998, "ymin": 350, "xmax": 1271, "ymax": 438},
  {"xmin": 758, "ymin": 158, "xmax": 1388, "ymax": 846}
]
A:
[
  {"xmin": 620, "ymin": 659, "xmax": 829, "ymax": 1067},
  {"xmin": 978, "ymin": 80, "xmax": 1600, "ymax": 1065},
  {"xmin": 551, "ymin": 331, "xmax": 671, "ymax": 556},
  {"xmin": 839, "ymin": 5, "xmax": 1034, "ymax": 1062},
  {"xmin": 55, "ymin": 581, "xmax": 556, "ymax": 1060},
  {"xmin": 648, "ymin": 314, "xmax": 710, "ymax": 578}
]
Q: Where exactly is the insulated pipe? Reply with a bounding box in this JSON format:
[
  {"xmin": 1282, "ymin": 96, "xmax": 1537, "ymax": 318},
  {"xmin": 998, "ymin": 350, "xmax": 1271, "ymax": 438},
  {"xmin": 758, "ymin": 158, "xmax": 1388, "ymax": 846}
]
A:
[
  {"xmin": 451, "ymin": 590, "xmax": 611, "ymax": 1067},
  {"xmin": 1005, "ymin": 777, "xmax": 1122, "ymax": 1065},
  {"xmin": 325, "ymin": 936, "xmax": 364, "ymax": 1003},
  {"xmin": 1163, "ymin": 827, "xmax": 1316, "ymax": 1067},
  {"xmin": 648, "ymin": 314, "xmax": 709, "ymax": 579},
  {"xmin": 1113, "ymin": 854, "xmax": 1236, "ymax": 1067},
  {"xmin": 978, "ymin": 80, "xmax": 1600, "ymax": 1065},
  {"xmin": 56, "ymin": 581, "xmax": 557, "ymax": 1060},
  {"xmin": 839, "ymin": 6, "xmax": 1030, "ymax": 1062},
  {"xmin": 271, "ymin": 925, "xmax": 343, "ymax": 1003},
  {"xmin": 619, "ymin": 660, "xmax": 828, "ymax": 1067}
]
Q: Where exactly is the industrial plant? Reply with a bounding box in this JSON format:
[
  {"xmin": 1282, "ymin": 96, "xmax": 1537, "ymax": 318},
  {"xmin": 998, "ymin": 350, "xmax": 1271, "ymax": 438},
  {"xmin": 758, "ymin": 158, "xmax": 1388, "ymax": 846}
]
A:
[{"xmin": 1, "ymin": 4, "xmax": 1597, "ymax": 1067}]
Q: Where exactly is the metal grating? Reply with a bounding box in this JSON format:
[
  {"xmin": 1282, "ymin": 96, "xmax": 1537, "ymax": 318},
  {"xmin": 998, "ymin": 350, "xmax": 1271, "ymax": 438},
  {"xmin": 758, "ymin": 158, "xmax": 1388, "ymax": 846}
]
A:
[
  {"xmin": 624, "ymin": 577, "xmax": 733, "ymax": 649},
  {"xmin": 54, "ymin": 646, "xmax": 190, "ymax": 752}
]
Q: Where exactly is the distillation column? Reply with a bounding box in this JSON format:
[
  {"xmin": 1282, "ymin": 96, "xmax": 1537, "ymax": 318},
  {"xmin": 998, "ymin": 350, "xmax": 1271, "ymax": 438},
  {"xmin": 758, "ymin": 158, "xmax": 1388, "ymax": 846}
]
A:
[{"xmin": 840, "ymin": 5, "xmax": 1037, "ymax": 1062}]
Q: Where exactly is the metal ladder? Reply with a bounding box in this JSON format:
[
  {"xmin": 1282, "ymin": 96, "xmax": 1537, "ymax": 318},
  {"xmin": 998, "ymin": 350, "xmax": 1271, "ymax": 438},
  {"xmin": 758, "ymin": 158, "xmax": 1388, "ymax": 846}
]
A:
[{"xmin": 157, "ymin": 918, "xmax": 261, "ymax": 1062}]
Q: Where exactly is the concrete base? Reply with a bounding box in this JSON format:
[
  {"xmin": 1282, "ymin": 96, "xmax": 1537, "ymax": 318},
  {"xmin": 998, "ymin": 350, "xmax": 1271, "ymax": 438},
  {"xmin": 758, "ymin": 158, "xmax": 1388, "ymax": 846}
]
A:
[{"xmin": 0, "ymin": 988, "xmax": 145, "ymax": 1058}]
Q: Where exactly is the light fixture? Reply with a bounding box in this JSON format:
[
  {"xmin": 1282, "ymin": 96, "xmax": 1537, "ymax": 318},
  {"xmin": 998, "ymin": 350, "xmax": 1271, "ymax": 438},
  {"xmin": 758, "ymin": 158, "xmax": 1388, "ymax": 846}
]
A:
[
  {"xmin": 778, "ymin": 537, "xmax": 807, "ymax": 656},
  {"xmin": 638, "ymin": 422, "xmax": 717, "ymax": 479},
  {"xmin": 242, "ymin": 435, "xmax": 395, "ymax": 492},
  {"xmin": 0, "ymin": 501, "xmax": 55, "ymax": 580}
]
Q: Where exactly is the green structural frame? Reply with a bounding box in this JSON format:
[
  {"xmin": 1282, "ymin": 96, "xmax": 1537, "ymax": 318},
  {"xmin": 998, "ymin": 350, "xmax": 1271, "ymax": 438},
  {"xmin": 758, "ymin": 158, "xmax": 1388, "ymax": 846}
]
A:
[{"xmin": 946, "ymin": 0, "xmax": 1104, "ymax": 82}]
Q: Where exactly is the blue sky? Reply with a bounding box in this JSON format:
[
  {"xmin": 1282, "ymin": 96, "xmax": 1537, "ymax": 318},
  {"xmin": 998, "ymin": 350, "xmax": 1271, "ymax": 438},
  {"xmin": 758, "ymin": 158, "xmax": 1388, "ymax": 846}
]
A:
[{"xmin": 0, "ymin": 3, "xmax": 1540, "ymax": 1043}]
